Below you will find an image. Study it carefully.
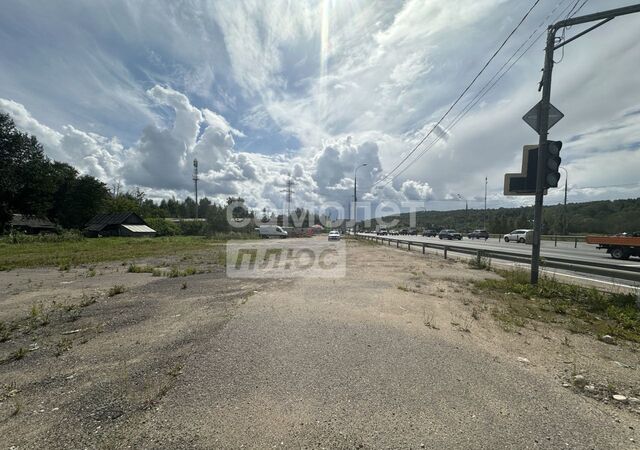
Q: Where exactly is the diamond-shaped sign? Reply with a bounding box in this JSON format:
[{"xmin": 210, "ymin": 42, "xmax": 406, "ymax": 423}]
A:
[{"xmin": 522, "ymin": 101, "xmax": 564, "ymax": 134}]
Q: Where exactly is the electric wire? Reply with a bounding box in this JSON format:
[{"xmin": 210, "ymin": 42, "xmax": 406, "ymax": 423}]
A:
[
  {"xmin": 376, "ymin": 0, "xmax": 579, "ymax": 189},
  {"xmin": 373, "ymin": 0, "xmax": 542, "ymax": 187}
]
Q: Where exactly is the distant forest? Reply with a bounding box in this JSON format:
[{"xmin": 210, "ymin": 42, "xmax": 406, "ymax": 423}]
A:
[{"xmin": 372, "ymin": 198, "xmax": 640, "ymax": 235}]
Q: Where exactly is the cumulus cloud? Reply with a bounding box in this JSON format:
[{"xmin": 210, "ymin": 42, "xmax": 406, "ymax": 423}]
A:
[
  {"xmin": 1, "ymin": 0, "xmax": 639, "ymax": 216},
  {"xmin": 2, "ymin": 87, "xmax": 438, "ymax": 217}
]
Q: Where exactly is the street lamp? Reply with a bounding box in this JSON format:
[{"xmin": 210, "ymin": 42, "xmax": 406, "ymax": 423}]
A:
[
  {"xmin": 484, "ymin": 177, "xmax": 487, "ymax": 230},
  {"xmin": 457, "ymin": 194, "xmax": 468, "ymax": 231},
  {"xmin": 559, "ymin": 167, "xmax": 568, "ymax": 235},
  {"xmin": 354, "ymin": 163, "xmax": 368, "ymax": 232}
]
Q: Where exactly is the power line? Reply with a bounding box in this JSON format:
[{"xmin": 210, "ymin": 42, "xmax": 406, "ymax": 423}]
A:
[
  {"xmin": 377, "ymin": 0, "xmax": 577, "ymax": 188},
  {"xmin": 373, "ymin": 0, "xmax": 542, "ymax": 187}
]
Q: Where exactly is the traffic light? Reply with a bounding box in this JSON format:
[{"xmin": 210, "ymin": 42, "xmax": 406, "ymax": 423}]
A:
[{"xmin": 543, "ymin": 140, "xmax": 562, "ymax": 188}]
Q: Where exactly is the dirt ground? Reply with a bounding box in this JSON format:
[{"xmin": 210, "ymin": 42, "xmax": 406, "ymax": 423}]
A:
[
  {"xmin": 0, "ymin": 238, "xmax": 638, "ymax": 448},
  {"xmin": 0, "ymin": 249, "xmax": 278, "ymax": 447}
]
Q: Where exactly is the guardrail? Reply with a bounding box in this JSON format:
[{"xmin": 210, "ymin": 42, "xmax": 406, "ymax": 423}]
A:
[
  {"xmin": 490, "ymin": 234, "xmax": 585, "ymax": 248},
  {"xmin": 355, "ymin": 234, "xmax": 640, "ymax": 283}
]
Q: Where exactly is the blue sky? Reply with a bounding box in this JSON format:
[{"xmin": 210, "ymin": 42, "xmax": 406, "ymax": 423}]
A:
[{"xmin": 1, "ymin": 0, "xmax": 639, "ymax": 215}]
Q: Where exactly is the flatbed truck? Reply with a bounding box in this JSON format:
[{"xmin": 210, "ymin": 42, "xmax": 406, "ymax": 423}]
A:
[{"xmin": 586, "ymin": 234, "xmax": 640, "ymax": 260}]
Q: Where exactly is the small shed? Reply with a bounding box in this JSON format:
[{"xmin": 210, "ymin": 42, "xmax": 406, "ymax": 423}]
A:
[
  {"xmin": 10, "ymin": 214, "xmax": 57, "ymax": 234},
  {"xmin": 84, "ymin": 212, "xmax": 156, "ymax": 238}
]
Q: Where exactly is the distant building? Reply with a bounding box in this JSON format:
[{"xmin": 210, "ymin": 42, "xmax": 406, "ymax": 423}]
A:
[
  {"xmin": 84, "ymin": 212, "xmax": 156, "ymax": 237},
  {"xmin": 10, "ymin": 214, "xmax": 57, "ymax": 234},
  {"xmin": 165, "ymin": 218, "xmax": 206, "ymax": 223}
]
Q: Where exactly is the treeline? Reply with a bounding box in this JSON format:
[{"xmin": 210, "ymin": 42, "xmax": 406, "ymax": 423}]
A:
[
  {"xmin": 0, "ymin": 112, "xmax": 322, "ymax": 235},
  {"xmin": 1, "ymin": 113, "xmax": 109, "ymax": 230},
  {"xmin": 5, "ymin": 111, "xmax": 638, "ymax": 236},
  {"xmin": 376, "ymin": 198, "xmax": 640, "ymax": 235},
  {"xmin": 0, "ymin": 112, "xmax": 252, "ymax": 234}
]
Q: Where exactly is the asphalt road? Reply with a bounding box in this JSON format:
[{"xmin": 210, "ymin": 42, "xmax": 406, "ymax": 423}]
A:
[
  {"xmin": 127, "ymin": 240, "xmax": 639, "ymax": 448},
  {"xmin": 358, "ymin": 233, "xmax": 640, "ymax": 289},
  {"xmin": 358, "ymin": 233, "xmax": 639, "ymax": 267}
]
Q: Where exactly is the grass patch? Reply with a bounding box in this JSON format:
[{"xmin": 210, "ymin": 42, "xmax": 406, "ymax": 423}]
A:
[
  {"xmin": 0, "ymin": 236, "xmax": 228, "ymax": 270},
  {"xmin": 0, "ymin": 321, "xmax": 10, "ymax": 342},
  {"xmin": 167, "ymin": 266, "xmax": 199, "ymax": 278},
  {"xmin": 468, "ymin": 255, "xmax": 492, "ymax": 271},
  {"xmin": 108, "ymin": 285, "xmax": 126, "ymax": 297},
  {"xmin": 475, "ymin": 269, "xmax": 640, "ymax": 342},
  {"xmin": 127, "ymin": 264, "xmax": 156, "ymax": 273},
  {"xmin": 54, "ymin": 337, "xmax": 73, "ymax": 357},
  {"xmin": 3, "ymin": 347, "xmax": 28, "ymax": 363}
]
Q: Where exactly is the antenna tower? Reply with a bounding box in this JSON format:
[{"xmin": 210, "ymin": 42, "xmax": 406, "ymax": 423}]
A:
[{"xmin": 193, "ymin": 159, "xmax": 199, "ymax": 219}]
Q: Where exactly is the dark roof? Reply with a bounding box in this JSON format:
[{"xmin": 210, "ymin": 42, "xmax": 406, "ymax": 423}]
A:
[
  {"xmin": 11, "ymin": 214, "xmax": 56, "ymax": 229},
  {"xmin": 85, "ymin": 212, "xmax": 144, "ymax": 232}
]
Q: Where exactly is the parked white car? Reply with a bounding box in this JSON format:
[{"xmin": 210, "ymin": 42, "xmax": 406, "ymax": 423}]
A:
[
  {"xmin": 328, "ymin": 230, "xmax": 341, "ymax": 241},
  {"xmin": 503, "ymin": 229, "xmax": 532, "ymax": 243}
]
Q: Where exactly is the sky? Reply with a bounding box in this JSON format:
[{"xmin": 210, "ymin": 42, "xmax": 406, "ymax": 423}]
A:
[{"xmin": 1, "ymin": 0, "xmax": 639, "ymax": 218}]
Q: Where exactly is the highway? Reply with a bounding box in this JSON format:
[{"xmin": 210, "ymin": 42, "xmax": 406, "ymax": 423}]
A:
[{"xmin": 357, "ymin": 233, "xmax": 640, "ymax": 290}]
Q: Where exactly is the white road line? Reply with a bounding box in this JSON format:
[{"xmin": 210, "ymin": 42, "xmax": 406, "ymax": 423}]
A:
[{"xmin": 366, "ymin": 236, "xmax": 640, "ymax": 292}]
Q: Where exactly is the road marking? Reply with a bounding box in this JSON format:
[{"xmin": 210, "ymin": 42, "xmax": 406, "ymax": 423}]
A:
[
  {"xmin": 539, "ymin": 270, "xmax": 640, "ymax": 291},
  {"xmin": 362, "ymin": 235, "xmax": 639, "ymax": 292}
]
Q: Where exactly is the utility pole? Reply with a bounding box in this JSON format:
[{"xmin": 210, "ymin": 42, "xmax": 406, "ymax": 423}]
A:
[
  {"xmin": 484, "ymin": 177, "xmax": 487, "ymax": 230},
  {"xmin": 457, "ymin": 194, "xmax": 467, "ymax": 231},
  {"xmin": 280, "ymin": 173, "xmax": 295, "ymax": 228},
  {"xmin": 530, "ymin": 3, "xmax": 640, "ymax": 284},
  {"xmin": 465, "ymin": 199, "xmax": 468, "ymax": 230},
  {"xmin": 354, "ymin": 163, "xmax": 368, "ymax": 233},
  {"xmin": 193, "ymin": 159, "xmax": 199, "ymax": 219}
]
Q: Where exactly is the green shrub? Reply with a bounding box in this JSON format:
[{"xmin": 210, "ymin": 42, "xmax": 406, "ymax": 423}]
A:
[
  {"xmin": 476, "ymin": 269, "xmax": 639, "ymax": 342},
  {"xmin": 144, "ymin": 218, "xmax": 180, "ymax": 237},
  {"xmin": 2, "ymin": 230, "xmax": 84, "ymax": 244}
]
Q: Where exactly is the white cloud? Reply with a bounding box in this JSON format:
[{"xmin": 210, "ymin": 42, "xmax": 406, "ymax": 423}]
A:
[{"xmin": 1, "ymin": 0, "xmax": 639, "ymax": 216}]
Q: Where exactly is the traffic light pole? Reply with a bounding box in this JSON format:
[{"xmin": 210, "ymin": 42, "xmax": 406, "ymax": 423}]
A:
[
  {"xmin": 530, "ymin": 3, "xmax": 640, "ymax": 285},
  {"xmin": 530, "ymin": 27, "xmax": 556, "ymax": 284}
]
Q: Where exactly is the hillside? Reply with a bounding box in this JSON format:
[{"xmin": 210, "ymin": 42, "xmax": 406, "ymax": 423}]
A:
[{"xmin": 367, "ymin": 198, "xmax": 640, "ymax": 235}]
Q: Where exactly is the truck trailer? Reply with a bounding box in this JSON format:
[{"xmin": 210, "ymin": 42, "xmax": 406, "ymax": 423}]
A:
[{"xmin": 585, "ymin": 233, "xmax": 640, "ymax": 260}]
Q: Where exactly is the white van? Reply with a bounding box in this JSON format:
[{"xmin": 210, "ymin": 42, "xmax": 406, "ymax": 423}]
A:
[{"xmin": 259, "ymin": 225, "xmax": 288, "ymax": 239}]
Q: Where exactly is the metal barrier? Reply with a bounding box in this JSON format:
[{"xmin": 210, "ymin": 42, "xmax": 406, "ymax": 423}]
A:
[{"xmin": 355, "ymin": 234, "xmax": 640, "ymax": 283}]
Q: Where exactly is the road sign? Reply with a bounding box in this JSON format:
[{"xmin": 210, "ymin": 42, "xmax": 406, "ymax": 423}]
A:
[
  {"xmin": 522, "ymin": 101, "xmax": 564, "ymax": 134},
  {"xmin": 504, "ymin": 145, "xmax": 549, "ymax": 196}
]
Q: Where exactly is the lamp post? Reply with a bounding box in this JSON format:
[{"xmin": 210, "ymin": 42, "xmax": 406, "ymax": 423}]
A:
[
  {"xmin": 484, "ymin": 177, "xmax": 487, "ymax": 230},
  {"xmin": 457, "ymin": 194, "xmax": 468, "ymax": 231},
  {"xmin": 559, "ymin": 167, "xmax": 568, "ymax": 235},
  {"xmin": 354, "ymin": 163, "xmax": 368, "ymax": 233}
]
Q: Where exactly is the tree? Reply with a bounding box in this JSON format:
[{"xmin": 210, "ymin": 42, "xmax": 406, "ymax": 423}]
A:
[
  {"xmin": 0, "ymin": 113, "xmax": 62, "ymax": 229},
  {"xmin": 198, "ymin": 197, "xmax": 212, "ymax": 218},
  {"xmin": 57, "ymin": 175, "xmax": 109, "ymax": 229}
]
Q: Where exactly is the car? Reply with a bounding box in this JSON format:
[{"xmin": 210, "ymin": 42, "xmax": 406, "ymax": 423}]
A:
[
  {"xmin": 503, "ymin": 229, "xmax": 531, "ymax": 243},
  {"xmin": 422, "ymin": 229, "xmax": 437, "ymax": 237},
  {"xmin": 468, "ymin": 229, "xmax": 489, "ymax": 240},
  {"xmin": 438, "ymin": 229, "xmax": 462, "ymax": 240},
  {"xmin": 328, "ymin": 230, "xmax": 341, "ymax": 241},
  {"xmin": 259, "ymin": 225, "xmax": 288, "ymax": 238},
  {"xmin": 407, "ymin": 228, "xmax": 417, "ymax": 235},
  {"xmin": 399, "ymin": 228, "xmax": 409, "ymax": 235},
  {"xmin": 376, "ymin": 227, "xmax": 388, "ymax": 235},
  {"xmin": 389, "ymin": 229, "xmax": 399, "ymax": 235}
]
